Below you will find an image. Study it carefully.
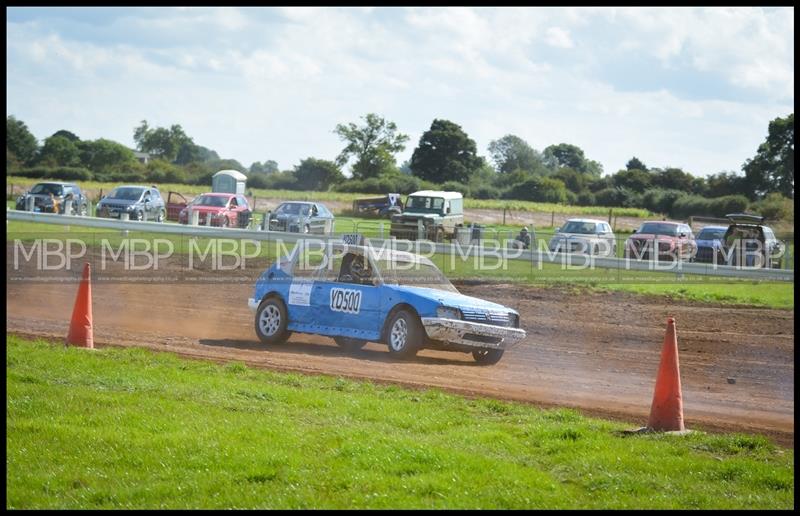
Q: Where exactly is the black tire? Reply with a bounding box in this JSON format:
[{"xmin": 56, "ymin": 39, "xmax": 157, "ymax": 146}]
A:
[
  {"xmin": 156, "ymin": 208, "xmax": 166, "ymax": 223},
  {"xmin": 303, "ymin": 224, "xmax": 310, "ymax": 234},
  {"xmin": 333, "ymin": 336, "xmax": 368, "ymax": 351},
  {"xmin": 254, "ymin": 297, "xmax": 291, "ymax": 346},
  {"xmin": 472, "ymin": 348, "xmax": 504, "ymax": 365},
  {"xmin": 136, "ymin": 210, "xmax": 144, "ymax": 222},
  {"xmin": 219, "ymin": 216, "xmax": 229, "ymax": 228},
  {"xmin": 79, "ymin": 203, "xmax": 87, "ymax": 216},
  {"xmin": 384, "ymin": 308, "xmax": 423, "ymax": 358}
]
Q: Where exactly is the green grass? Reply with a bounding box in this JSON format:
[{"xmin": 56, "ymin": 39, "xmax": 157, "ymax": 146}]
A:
[
  {"xmin": 6, "ymin": 335, "xmax": 793, "ymax": 509},
  {"xmin": 6, "ymin": 220, "xmax": 794, "ymax": 309},
  {"xmin": 7, "ymin": 175, "xmax": 652, "ymax": 217}
]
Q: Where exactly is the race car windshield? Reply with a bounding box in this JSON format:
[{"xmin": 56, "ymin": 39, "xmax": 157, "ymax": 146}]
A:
[
  {"xmin": 561, "ymin": 221, "xmax": 597, "ymax": 234},
  {"xmin": 638, "ymin": 223, "xmax": 679, "ymax": 236},
  {"xmin": 698, "ymin": 228, "xmax": 725, "ymax": 240},
  {"xmin": 406, "ymin": 196, "xmax": 445, "ymax": 214},
  {"xmin": 276, "ymin": 203, "xmax": 311, "ymax": 216},
  {"xmin": 377, "ymin": 258, "xmax": 459, "ymax": 293},
  {"xmin": 107, "ymin": 187, "xmax": 144, "ymax": 201},
  {"xmin": 30, "ymin": 184, "xmax": 63, "ymax": 196},
  {"xmin": 192, "ymin": 195, "xmax": 228, "ymax": 207}
]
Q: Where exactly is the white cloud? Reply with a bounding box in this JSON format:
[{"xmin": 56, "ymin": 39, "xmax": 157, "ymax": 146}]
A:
[
  {"xmin": 5, "ymin": 6, "xmax": 794, "ymax": 176},
  {"xmin": 545, "ymin": 27, "xmax": 574, "ymax": 48}
]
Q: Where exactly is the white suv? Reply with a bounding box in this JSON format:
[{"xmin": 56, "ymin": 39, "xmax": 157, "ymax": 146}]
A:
[{"xmin": 548, "ymin": 218, "xmax": 617, "ymax": 256}]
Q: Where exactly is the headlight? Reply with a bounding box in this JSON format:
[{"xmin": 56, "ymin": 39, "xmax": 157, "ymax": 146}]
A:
[
  {"xmin": 510, "ymin": 313, "xmax": 520, "ymax": 328},
  {"xmin": 436, "ymin": 306, "xmax": 462, "ymax": 320}
]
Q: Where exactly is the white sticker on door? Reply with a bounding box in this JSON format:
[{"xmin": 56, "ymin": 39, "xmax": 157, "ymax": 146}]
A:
[
  {"xmin": 329, "ymin": 288, "xmax": 362, "ymax": 314},
  {"xmin": 288, "ymin": 279, "xmax": 313, "ymax": 306}
]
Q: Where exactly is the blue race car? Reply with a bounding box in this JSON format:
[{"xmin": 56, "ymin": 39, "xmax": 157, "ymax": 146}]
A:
[{"xmin": 248, "ymin": 241, "xmax": 527, "ymax": 364}]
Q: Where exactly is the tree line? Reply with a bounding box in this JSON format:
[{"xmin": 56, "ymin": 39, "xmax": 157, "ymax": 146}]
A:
[{"xmin": 6, "ymin": 112, "xmax": 794, "ymax": 221}]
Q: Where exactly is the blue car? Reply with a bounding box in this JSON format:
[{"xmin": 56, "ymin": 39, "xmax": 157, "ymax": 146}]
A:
[
  {"xmin": 248, "ymin": 241, "xmax": 527, "ymax": 364},
  {"xmin": 693, "ymin": 225, "xmax": 728, "ymax": 264}
]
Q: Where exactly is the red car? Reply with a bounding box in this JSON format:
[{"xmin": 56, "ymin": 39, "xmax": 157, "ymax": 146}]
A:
[
  {"xmin": 624, "ymin": 221, "xmax": 696, "ymax": 261},
  {"xmin": 178, "ymin": 193, "xmax": 253, "ymax": 228}
]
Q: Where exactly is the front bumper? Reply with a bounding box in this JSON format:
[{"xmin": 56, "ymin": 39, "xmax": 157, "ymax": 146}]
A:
[{"xmin": 420, "ymin": 317, "xmax": 526, "ymax": 350}]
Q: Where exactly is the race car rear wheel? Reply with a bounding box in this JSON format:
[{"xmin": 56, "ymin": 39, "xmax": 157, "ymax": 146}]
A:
[
  {"xmin": 472, "ymin": 348, "xmax": 504, "ymax": 365},
  {"xmin": 255, "ymin": 297, "xmax": 291, "ymax": 346},
  {"xmin": 333, "ymin": 337, "xmax": 367, "ymax": 351},
  {"xmin": 385, "ymin": 309, "xmax": 421, "ymax": 359}
]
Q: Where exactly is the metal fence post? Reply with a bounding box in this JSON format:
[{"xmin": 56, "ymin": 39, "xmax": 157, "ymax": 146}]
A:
[
  {"xmin": 25, "ymin": 196, "xmax": 34, "ymax": 212},
  {"xmin": 417, "ymin": 219, "xmax": 424, "ymax": 240}
]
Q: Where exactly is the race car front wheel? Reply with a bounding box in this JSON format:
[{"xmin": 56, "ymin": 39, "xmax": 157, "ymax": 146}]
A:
[
  {"xmin": 385, "ymin": 309, "xmax": 422, "ymax": 359},
  {"xmin": 255, "ymin": 297, "xmax": 291, "ymax": 346},
  {"xmin": 472, "ymin": 348, "xmax": 504, "ymax": 365}
]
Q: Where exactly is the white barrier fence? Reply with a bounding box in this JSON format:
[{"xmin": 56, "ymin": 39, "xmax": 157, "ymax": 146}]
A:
[{"xmin": 6, "ymin": 209, "xmax": 794, "ymax": 281}]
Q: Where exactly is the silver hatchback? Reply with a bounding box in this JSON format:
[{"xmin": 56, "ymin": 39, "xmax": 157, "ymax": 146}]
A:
[{"xmin": 548, "ymin": 218, "xmax": 617, "ymax": 256}]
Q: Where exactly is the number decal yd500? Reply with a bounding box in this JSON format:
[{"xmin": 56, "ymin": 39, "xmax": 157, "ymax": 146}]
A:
[{"xmin": 330, "ymin": 288, "xmax": 362, "ymax": 314}]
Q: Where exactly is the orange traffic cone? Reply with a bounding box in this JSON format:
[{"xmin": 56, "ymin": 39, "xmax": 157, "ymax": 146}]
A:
[
  {"xmin": 66, "ymin": 262, "xmax": 94, "ymax": 348},
  {"xmin": 647, "ymin": 317, "xmax": 685, "ymax": 431}
]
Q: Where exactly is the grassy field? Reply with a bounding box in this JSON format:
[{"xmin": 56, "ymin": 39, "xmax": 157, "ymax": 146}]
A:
[
  {"xmin": 6, "ymin": 175, "xmax": 653, "ymax": 217},
  {"xmin": 6, "ymin": 220, "xmax": 794, "ymax": 309},
  {"xmin": 6, "ymin": 335, "xmax": 793, "ymax": 509}
]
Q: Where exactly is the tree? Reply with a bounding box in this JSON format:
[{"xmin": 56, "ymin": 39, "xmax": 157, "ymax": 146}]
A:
[
  {"xmin": 626, "ymin": 156, "xmax": 648, "ymax": 171},
  {"xmin": 334, "ymin": 113, "xmax": 409, "ymax": 179},
  {"xmin": 37, "ymin": 135, "xmax": 82, "ymax": 167},
  {"xmin": 611, "ymin": 168, "xmax": 652, "ymax": 193},
  {"xmin": 7, "ymin": 115, "xmax": 39, "ymax": 166},
  {"xmin": 543, "ymin": 143, "xmax": 603, "ymax": 177},
  {"xmin": 651, "ymin": 167, "xmax": 694, "ymax": 192},
  {"xmin": 410, "ymin": 119, "xmax": 483, "ymax": 184},
  {"xmin": 133, "ymin": 120, "xmax": 196, "ymax": 163},
  {"xmin": 487, "ymin": 134, "xmax": 545, "ymax": 174},
  {"xmin": 552, "ymin": 167, "xmax": 589, "ymax": 193},
  {"xmin": 250, "ymin": 160, "xmax": 279, "ymax": 175},
  {"xmin": 705, "ymin": 171, "xmax": 748, "ymax": 198},
  {"xmin": 79, "ymin": 138, "xmax": 136, "ymax": 173},
  {"xmin": 743, "ymin": 113, "xmax": 794, "ymax": 198},
  {"xmin": 507, "ymin": 176, "xmax": 569, "ymax": 204},
  {"xmin": 293, "ymin": 158, "xmax": 345, "ymax": 191},
  {"xmin": 51, "ymin": 129, "xmax": 80, "ymax": 142}
]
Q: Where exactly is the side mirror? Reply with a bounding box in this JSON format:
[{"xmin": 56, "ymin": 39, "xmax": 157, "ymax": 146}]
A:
[
  {"xmin": 554, "ymin": 227, "xmax": 561, "ymax": 233},
  {"xmin": 632, "ymin": 229, "xmax": 637, "ymax": 233},
  {"xmin": 680, "ymin": 232, "xmax": 686, "ymax": 238}
]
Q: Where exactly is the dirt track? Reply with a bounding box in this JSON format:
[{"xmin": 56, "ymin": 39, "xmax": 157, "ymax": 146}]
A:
[{"xmin": 6, "ymin": 254, "xmax": 794, "ymax": 445}]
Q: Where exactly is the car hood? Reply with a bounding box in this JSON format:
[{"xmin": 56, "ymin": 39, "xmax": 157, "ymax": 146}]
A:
[
  {"xmin": 186, "ymin": 206, "xmax": 226, "ymax": 213},
  {"xmin": 24, "ymin": 193, "xmax": 62, "ymax": 201},
  {"xmin": 550, "ymin": 232, "xmax": 599, "ymax": 240},
  {"xmin": 390, "ymin": 285, "xmax": 516, "ymax": 314},
  {"xmin": 696, "ymin": 238, "xmax": 722, "ymax": 247},
  {"xmin": 271, "ymin": 213, "xmax": 306, "ymax": 221},
  {"xmin": 628, "ymin": 233, "xmax": 678, "ymax": 241},
  {"xmin": 100, "ymin": 198, "xmax": 139, "ymax": 206}
]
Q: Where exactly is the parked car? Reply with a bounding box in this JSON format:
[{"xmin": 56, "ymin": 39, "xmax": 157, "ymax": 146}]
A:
[
  {"xmin": 624, "ymin": 221, "xmax": 696, "ymax": 261},
  {"xmin": 178, "ymin": 193, "xmax": 252, "ymax": 228},
  {"xmin": 548, "ymin": 218, "xmax": 616, "ymax": 256},
  {"xmin": 96, "ymin": 185, "xmax": 166, "ymax": 222},
  {"xmin": 691, "ymin": 225, "xmax": 728, "ymax": 264},
  {"xmin": 267, "ymin": 201, "xmax": 334, "ymax": 234},
  {"xmin": 389, "ymin": 190, "xmax": 464, "ymax": 242},
  {"xmin": 248, "ymin": 241, "xmax": 527, "ymax": 364},
  {"xmin": 352, "ymin": 193, "xmax": 403, "ymax": 218},
  {"xmin": 15, "ymin": 181, "xmax": 87, "ymax": 216},
  {"xmin": 721, "ymin": 213, "xmax": 783, "ymax": 268}
]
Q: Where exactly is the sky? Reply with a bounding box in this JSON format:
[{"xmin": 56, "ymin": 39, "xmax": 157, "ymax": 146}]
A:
[{"xmin": 6, "ymin": 6, "xmax": 794, "ymax": 177}]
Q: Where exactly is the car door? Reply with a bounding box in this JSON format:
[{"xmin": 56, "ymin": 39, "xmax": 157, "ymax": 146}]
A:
[
  {"xmin": 310, "ymin": 250, "xmax": 382, "ymax": 339},
  {"xmin": 166, "ymin": 192, "xmax": 188, "ymax": 221}
]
